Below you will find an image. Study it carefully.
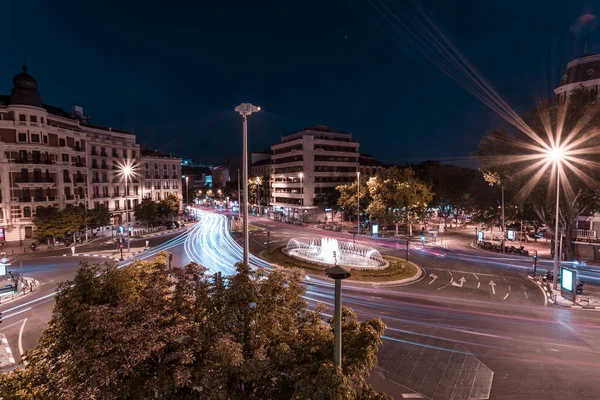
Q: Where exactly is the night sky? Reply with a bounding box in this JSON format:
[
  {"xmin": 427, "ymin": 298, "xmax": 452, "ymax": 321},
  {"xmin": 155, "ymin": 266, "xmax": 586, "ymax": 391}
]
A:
[{"xmin": 1, "ymin": 1, "xmax": 596, "ymax": 165}]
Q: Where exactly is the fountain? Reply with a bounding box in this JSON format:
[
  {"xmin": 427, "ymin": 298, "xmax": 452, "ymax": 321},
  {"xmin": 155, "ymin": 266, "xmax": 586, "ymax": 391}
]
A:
[{"xmin": 285, "ymin": 237, "xmax": 388, "ymax": 270}]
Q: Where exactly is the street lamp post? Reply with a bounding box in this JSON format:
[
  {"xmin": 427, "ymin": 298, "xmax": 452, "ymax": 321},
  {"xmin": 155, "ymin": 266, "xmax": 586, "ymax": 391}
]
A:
[
  {"xmin": 299, "ymin": 172, "xmax": 304, "ymax": 222},
  {"xmin": 501, "ymin": 185, "xmax": 505, "ymax": 254},
  {"xmin": 357, "ymin": 171, "xmax": 360, "ymax": 235},
  {"xmin": 122, "ymin": 165, "xmax": 133, "ymax": 253},
  {"xmin": 235, "ymin": 103, "xmax": 260, "ymax": 265},
  {"xmin": 548, "ymin": 147, "xmax": 565, "ymax": 290},
  {"xmin": 185, "ymin": 176, "xmax": 189, "ymax": 206},
  {"xmin": 325, "ymin": 253, "xmax": 351, "ymax": 369}
]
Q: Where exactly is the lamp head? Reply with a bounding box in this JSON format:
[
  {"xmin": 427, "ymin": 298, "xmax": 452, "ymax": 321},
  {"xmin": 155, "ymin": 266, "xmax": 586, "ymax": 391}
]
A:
[
  {"xmin": 235, "ymin": 103, "xmax": 261, "ymax": 116},
  {"xmin": 548, "ymin": 147, "xmax": 565, "ymax": 162}
]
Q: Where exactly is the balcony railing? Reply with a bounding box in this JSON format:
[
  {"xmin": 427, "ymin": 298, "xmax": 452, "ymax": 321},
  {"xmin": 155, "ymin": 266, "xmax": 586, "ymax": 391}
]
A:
[
  {"xmin": 91, "ymin": 151, "xmax": 98, "ymax": 156},
  {"xmin": 573, "ymin": 229, "xmax": 597, "ymax": 239},
  {"xmin": 66, "ymin": 195, "xmax": 75, "ymax": 200},
  {"xmin": 64, "ymin": 178, "xmax": 72, "ymax": 183},
  {"xmin": 14, "ymin": 177, "xmax": 55, "ymax": 183},
  {"xmin": 100, "ymin": 152, "xmax": 108, "ymax": 157}
]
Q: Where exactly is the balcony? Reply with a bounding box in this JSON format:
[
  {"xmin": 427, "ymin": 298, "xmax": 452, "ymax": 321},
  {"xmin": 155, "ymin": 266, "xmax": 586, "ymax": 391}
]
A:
[
  {"xmin": 92, "ymin": 194, "xmax": 102, "ymax": 198},
  {"xmin": 92, "ymin": 164, "xmax": 99, "ymax": 169},
  {"xmin": 66, "ymin": 194, "xmax": 75, "ymax": 200},
  {"xmin": 14, "ymin": 159, "xmax": 54, "ymax": 165},
  {"xmin": 101, "ymin": 165, "xmax": 109, "ymax": 170},
  {"xmin": 73, "ymin": 162, "xmax": 85, "ymax": 168},
  {"xmin": 74, "ymin": 178, "xmax": 86, "ymax": 184},
  {"xmin": 573, "ymin": 229, "xmax": 597, "ymax": 239},
  {"xmin": 91, "ymin": 151, "xmax": 98, "ymax": 156},
  {"xmin": 92, "ymin": 179, "xmax": 100, "ymax": 183}
]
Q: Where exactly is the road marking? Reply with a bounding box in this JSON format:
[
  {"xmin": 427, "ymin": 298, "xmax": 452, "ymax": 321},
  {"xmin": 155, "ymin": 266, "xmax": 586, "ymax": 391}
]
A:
[
  {"xmin": 520, "ymin": 284, "xmax": 529, "ymax": 299},
  {"xmin": 477, "ymin": 281, "xmax": 481, "ymax": 289},
  {"xmin": 428, "ymin": 273, "xmax": 438, "ymax": 284},
  {"xmin": 447, "ymin": 270, "xmax": 453, "ymax": 277},
  {"xmin": 451, "ymin": 276, "xmax": 466, "ymax": 287},
  {"xmin": 503, "ymin": 293, "xmax": 510, "ymax": 300},
  {"xmin": 489, "ymin": 280, "xmax": 496, "ymax": 295},
  {"xmin": 401, "ymin": 395, "xmax": 424, "ymax": 399},
  {"xmin": 40, "ymin": 279, "xmax": 55, "ymax": 286},
  {"xmin": 437, "ymin": 284, "xmax": 448, "ymax": 290},
  {"xmin": 1, "ymin": 335, "xmax": 15, "ymax": 364},
  {"xmin": 472, "ymin": 273, "xmax": 479, "ymax": 280},
  {"xmin": 18, "ymin": 318, "xmax": 27, "ymax": 365}
]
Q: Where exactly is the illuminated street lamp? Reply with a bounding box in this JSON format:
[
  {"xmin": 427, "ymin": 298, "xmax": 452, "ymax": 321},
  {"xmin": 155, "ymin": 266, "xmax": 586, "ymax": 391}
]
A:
[
  {"xmin": 235, "ymin": 103, "xmax": 260, "ymax": 265},
  {"xmin": 298, "ymin": 172, "xmax": 304, "ymax": 221},
  {"xmin": 118, "ymin": 162, "xmax": 136, "ymax": 254},
  {"xmin": 548, "ymin": 146, "xmax": 565, "ymax": 289}
]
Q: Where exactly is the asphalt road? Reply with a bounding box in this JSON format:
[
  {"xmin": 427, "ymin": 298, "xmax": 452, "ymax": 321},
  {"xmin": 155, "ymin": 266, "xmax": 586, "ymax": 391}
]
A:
[{"xmin": 2, "ymin": 210, "xmax": 600, "ymax": 400}]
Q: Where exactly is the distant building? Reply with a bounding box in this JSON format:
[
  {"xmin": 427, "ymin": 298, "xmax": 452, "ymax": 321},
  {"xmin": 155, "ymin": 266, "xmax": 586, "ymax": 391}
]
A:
[
  {"xmin": 211, "ymin": 166, "xmax": 230, "ymax": 188},
  {"xmin": 140, "ymin": 149, "xmax": 182, "ymax": 203},
  {"xmin": 251, "ymin": 158, "xmax": 273, "ymax": 211},
  {"xmin": 555, "ymin": 53, "xmax": 600, "ymax": 102},
  {"xmin": 229, "ymin": 152, "xmax": 271, "ymax": 183},
  {"xmin": 358, "ymin": 153, "xmax": 386, "ymax": 177},
  {"xmin": 270, "ymin": 125, "xmax": 359, "ymax": 222}
]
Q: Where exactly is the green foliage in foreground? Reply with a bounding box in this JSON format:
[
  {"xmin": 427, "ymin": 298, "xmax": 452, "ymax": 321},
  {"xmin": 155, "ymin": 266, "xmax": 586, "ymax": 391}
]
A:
[{"xmin": 0, "ymin": 253, "xmax": 389, "ymax": 400}]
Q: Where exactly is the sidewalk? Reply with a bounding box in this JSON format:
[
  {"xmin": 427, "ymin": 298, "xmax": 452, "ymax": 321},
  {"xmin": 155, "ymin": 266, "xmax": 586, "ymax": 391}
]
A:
[
  {"xmin": 0, "ymin": 276, "xmax": 41, "ymax": 305},
  {"xmin": 527, "ymin": 273, "xmax": 600, "ymax": 310}
]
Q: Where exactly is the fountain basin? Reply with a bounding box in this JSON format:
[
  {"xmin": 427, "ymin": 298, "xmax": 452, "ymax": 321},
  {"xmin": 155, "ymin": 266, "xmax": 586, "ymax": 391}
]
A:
[{"xmin": 284, "ymin": 237, "xmax": 389, "ymax": 271}]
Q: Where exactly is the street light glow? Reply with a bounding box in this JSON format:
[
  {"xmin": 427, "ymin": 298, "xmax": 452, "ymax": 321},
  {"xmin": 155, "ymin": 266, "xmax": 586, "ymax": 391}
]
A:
[
  {"xmin": 547, "ymin": 147, "xmax": 566, "ymax": 163},
  {"xmin": 298, "ymin": 172, "xmax": 304, "ymax": 179}
]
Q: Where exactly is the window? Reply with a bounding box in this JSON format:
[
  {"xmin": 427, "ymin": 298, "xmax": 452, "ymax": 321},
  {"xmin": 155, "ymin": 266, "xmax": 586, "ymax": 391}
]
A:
[
  {"xmin": 62, "ymin": 154, "xmax": 69, "ymax": 162},
  {"xmin": 114, "ymin": 200, "xmax": 120, "ymax": 210},
  {"xmin": 41, "ymin": 117, "xmax": 44, "ymax": 124},
  {"xmin": 154, "ymin": 182, "xmax": 160, "ymax": 190},
  {"xmin": 123, "ymin": 149, "xmax": 127, "ymax": 158},
  {"xmin": 23, "ymin": 207, "xmax": 31, "ymax": 218},
  {"xmin": 173, "ymin": 180, "xmax": 178, "ymax": 189},
  {"xmin": 112, "ymin": 148, "xmax": 118, "ymax": 157},
  {"xmin": 154, "ymin": 163, "xmax": 158, "ymax": 170},
  {"xmin": 18, "ymin": 133, "xmax": 27, "ymax": 142},
  {"xmin": 59, "ymin": 138, "xmax": 66, "ymax": 147},
  {"xmin": 30, "ymin": 115, "xmax": 37, "ymax": 123},
  {"xmin": 145, "ymin": 163, "xmax": 149, "ymax": 169},
  {"xmin": 163, "ymin": 181, "xmax": 170, "ymax": 189},
  {"xmin": 31, "ymin": 134, "xmax": 40, "ymax": 143},
  {"xmin": 134, "ymin": 186, "xmax": 139, "ymax": 195},
  {"xmin": 132, "ymin": 151, "xmax": 136, "ymax": 158},
  {"xmin": 172, "ymin": 164, "xmax": 177, "ymax": 170},
  {"xmin": 145, "ymin": 182, "xmax": 151, "ymax": 190},
  {"xmin": 164, "ymin": 163, "xmax": 167, "ymax": 170},
  {"xmin": 43, "ymin": 136, "xmax": 48, "ymax": 144},
  {"xmin": 19, "ymin": 114, "xmax": 26, "ymax": 122}
]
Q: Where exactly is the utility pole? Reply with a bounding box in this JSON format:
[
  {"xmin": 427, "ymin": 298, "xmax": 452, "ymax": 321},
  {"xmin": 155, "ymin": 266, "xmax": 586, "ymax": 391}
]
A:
[{"xmin": 501, "ymin": 186, "xmax": 505, "ymax": 254}]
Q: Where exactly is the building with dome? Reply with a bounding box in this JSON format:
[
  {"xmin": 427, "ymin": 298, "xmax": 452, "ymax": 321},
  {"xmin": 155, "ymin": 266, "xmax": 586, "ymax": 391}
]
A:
[
  {"xmin": 555, "ymin": 53, "xmax": 600, "ymax": 102},
  {"xmin": 0, "ymin": 67, "xmax": 181, "ymax": 243}
]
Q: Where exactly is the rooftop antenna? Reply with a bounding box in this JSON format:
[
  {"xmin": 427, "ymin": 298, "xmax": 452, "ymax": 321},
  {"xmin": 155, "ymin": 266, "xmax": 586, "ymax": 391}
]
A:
[{"xmin": 584, "ymin": 33, "xmax": 589, "ymax": 56}]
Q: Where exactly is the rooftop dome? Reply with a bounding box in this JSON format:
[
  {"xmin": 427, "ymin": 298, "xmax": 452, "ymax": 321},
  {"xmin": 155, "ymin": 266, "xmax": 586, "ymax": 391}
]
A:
[{"xmin": 9, "ymin": 66, "xmax": 43, "ymax": 108}]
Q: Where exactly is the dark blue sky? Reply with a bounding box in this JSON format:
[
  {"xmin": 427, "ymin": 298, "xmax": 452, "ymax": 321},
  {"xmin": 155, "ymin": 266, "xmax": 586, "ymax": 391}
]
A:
[{"xmin": 1, "ymin": 0, "xmax": 595, "ymax": 164}]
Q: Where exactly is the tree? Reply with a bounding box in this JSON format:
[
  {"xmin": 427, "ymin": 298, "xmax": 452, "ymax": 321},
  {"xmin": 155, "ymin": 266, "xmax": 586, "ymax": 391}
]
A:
[
  {"xmin": 0, "ymin": 254, "xmax": 389, "ymax": 399},
  {"xmin": 157, "ymin": 194, "xmax": 181, "ymax": 220},
  {"xmin": 134, "ymin": 197, "xmax": 158, "ymax": 224},
  {"xmin": 337, "ymin": 177, "xmax": 372, "ymax": 223},
  {"xmin": 87, "ymin": 205, "xmax": 112, "ymax": 230},
  {"xmin": 366, "ymin": 167, "xmax": 433, "ymax": 235},
  {"xmin": 248, "ymin": 175, "xmax": 268, "ymax": 205},
  {"xmin": 34, "ymin": 206, "xmax": 85, "ymax": 241},
  {"xmin": 472, "ymin": 88, "xmax": 600, "ymax": 259}
]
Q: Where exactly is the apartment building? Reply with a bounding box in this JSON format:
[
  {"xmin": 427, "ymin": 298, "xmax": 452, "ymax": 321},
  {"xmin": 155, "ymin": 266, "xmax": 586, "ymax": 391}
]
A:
[
  {"xmin": 270, "ymin": 125, "xmax": 359, "ymax": 222},
  {"xmin": 0, "ymin": 67, "xmax": 180, "ymax": 243},
  {"xmin": 140, "ymin": 149, "xmax": 182, "ymax": 203}
]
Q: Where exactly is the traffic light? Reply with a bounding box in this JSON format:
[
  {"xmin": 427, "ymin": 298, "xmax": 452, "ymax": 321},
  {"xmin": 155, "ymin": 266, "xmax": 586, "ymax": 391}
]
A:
[
  {"xmin": 0, "ymin": 312, "xmax": 3, "ymax": 325},
  {"xmin": 119, "ymin": 243, "xmax": 124, "ymax": 249},
  {"xmin": 533, "ymin": 250, "xmax": 538, "ymax": 259}
]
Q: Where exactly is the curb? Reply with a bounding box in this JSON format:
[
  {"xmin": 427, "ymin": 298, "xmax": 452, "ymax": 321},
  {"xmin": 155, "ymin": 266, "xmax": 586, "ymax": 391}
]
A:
[
  {"xmin": 344, "ymin": 261, "xmax": 425, "ymax": 287},
  {"xmin": 257, "ymin": 249, "xmax": 425, "ymax": 287},
  {"xmin": 527, "ymin": 275, "xmax": 600, "ymax": 310},
  {"xmin": 62, "ymin": 248, "xmax": 148, "ymax": 261}
]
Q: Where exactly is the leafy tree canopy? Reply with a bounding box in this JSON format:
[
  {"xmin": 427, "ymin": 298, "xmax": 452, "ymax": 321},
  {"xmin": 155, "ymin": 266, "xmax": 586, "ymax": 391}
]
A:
[{"xmin": 0, "ymin": 254, "xmax": 389, "ymax": 400}]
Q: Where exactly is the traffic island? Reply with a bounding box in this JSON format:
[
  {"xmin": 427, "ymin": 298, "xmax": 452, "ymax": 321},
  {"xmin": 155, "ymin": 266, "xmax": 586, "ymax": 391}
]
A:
[{"xmin": 260, "ymin": 246, "xmax": 423, "ymax": 285}]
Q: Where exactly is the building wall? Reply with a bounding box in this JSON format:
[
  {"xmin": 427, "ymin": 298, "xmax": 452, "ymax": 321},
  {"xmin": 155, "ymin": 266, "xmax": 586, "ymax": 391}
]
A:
[
  {"xmin": 269, "ymin": 127, "xmax": 359, "ymax": 221},
  {"xmin": 140, "ymin": 156, "xmax": 182, "ymax": 204}
]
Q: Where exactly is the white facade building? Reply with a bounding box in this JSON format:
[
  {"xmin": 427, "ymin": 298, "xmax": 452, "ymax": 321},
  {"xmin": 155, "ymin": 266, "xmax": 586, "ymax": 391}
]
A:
[
  {"xmin": 270, "ymin": 125, "xmax": 359, "ymax": 222},
  {"xmin": 0, "ymin": 67, "xmax": 181, "ymax": 243},
  {"xmin": 140, "ymin": 150, "xmax": 182, "ymax": 203}
]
